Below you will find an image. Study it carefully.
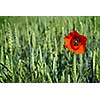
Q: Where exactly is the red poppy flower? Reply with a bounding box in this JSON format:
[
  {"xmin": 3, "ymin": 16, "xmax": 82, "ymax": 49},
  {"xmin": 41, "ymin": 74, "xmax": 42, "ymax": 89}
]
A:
[{"xmin": 64, "ymin": 30, "xmax": 87, "ymax": 54}]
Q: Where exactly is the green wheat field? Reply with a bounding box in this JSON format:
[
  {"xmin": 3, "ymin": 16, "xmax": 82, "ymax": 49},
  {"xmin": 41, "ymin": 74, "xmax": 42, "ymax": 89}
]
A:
[{"xmin": 0, "ymin": 16, "xmax": 100, "ymax": 83}]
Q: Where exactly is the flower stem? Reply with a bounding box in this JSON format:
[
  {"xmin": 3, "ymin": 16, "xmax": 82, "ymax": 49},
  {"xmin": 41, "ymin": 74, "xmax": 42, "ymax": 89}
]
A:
[{"xmin": 73, "ymin": 54, "xmax": 77, "ymax": 82}]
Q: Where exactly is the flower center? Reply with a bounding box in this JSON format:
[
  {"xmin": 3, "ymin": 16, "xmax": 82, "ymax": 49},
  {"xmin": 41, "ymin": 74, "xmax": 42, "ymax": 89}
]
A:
[
  {"xmin": 73, "ymin": 37, "xmax": 81, "ymax": 46},
  {"xmin": 70, "ymin": 37, "xmax": 81, "ymax": 50}
]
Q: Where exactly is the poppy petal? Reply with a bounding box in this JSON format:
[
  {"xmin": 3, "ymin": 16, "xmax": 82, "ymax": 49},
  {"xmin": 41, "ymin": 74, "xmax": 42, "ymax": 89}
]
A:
[
  {"xmin": 75, "ymin": 45, "xmax": 85, "ymax": 54},
  {"xmin": 64, "ymin": 36, "xmax": 71, "ymax": 43}
]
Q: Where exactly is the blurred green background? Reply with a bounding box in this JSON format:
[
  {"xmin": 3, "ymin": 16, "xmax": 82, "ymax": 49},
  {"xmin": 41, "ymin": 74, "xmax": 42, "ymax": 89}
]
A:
[{"xmin": 0, "ymin": 16, "xmax": 100, "ymax": 83}]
